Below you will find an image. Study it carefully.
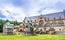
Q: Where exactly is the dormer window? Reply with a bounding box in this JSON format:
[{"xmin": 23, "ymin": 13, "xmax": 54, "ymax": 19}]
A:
[
  {"xmin": 54, "ymin": 17, "xmax": 56, "ymax": 20},
  {"xmin": 59, "ymin": 16, "xmax": 61, "ymax": 20},
  {"xmin": 48, "ymin": 18, "xmax": 49, "ymax": 21},
  {"xmin": 35, "ymin": 20, "xmax": 36, "ymax": 22}
]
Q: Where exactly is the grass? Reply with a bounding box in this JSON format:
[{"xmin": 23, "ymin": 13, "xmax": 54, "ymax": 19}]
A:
[{"xmin": 0, "ymin": 34, "xmax": 65, "ymax": 40}]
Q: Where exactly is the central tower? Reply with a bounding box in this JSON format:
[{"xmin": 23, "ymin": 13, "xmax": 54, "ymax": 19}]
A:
[{"xmin": 38, "ymin": 15, "xmax": 46, "ymax": 27}]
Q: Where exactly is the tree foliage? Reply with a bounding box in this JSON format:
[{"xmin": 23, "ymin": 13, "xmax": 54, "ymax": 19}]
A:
[{"xmin": 0, "ymin": 19, "xmax": 22, "ymax": 32}]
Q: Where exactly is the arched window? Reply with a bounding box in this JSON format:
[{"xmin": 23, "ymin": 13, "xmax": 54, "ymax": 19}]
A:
[
  {"xmin": 26, "ymin": 25, "xmax": 28, "ymax": 28},
  {"xmin": 39, "ymin": 20, "xmax": 43, "ymax": 23},
  {"xmin": 39, "ymin": 20, "xmax": 43, "ymax": 27},
  {"xmin": 20, "ymin": 30, "xmax": 23, "ymax": 32},
  {"xmin": 59, "ymin": 29, "xmax": 61, "ymax": 31},
  {"xmin": 39, "ymin": 23, "xmax": 43, "ymax": 27}
]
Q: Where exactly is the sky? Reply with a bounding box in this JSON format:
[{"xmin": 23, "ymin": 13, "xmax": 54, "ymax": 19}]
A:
[{"xmin": 0, "ymin": 0, "xmax": 65, "ymax": 22}]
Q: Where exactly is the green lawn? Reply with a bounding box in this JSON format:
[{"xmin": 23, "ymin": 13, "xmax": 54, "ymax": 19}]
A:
[{"xmin": 0, "ymin": 34, "xmax": 65, "ymax": 40}]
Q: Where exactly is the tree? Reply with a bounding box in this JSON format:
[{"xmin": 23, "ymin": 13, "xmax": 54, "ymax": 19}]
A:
[
  {"xmin": 0, "ymin": 19, "xmax": 6, "ymax": 32},
  {"xmin": 10, "ymin": 20, "xmax": 22, "ymax": 25},
  {"xmin": 0, "ymin": 19, "xmax": 22, "ymax": 32}
]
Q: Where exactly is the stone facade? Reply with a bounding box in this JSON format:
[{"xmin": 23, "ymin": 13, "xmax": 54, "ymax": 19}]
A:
[
  {"xmin": 22, "ymin": 11, "xmax": 65, "ymax": 34},
  {"xmin": 3, "ymin": 22, "xmax": 14, "ymax": 34},
  {"xmin": 3, "ymin": 22, "xmax": 20, "ymax": 35},
  {"xmin": 3, "ymin": 11, "xmax": 65, "ymax": 34}
]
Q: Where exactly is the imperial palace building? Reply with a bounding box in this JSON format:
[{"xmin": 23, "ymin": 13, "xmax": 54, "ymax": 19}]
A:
[{"xmin": 22, "ymin": 10, "xmax": 65, "ymax": 34}]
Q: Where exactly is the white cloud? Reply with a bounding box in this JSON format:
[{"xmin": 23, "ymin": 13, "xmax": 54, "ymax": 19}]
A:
[
  {"xmin": 0, "ymin": 0, "xmax": 65, "ymax": 22},
  {"xmin": 31, "ymin": 0, "xmax": 65, "ymax": 14},
  {"xmin": 0, "ymin": 4, "xmax": 26, "ymax": 22},
  {"xmin": 24, "ymin": 0, "xmax": 63, "ymax": 17},
  {"xmin": 42, "ymin": 8, "xmax": 63, "ymax": 15}
]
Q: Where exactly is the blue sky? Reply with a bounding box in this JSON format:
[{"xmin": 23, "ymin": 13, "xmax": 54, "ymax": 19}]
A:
[{"xmin": 0, "ymin": 0, "xmax": 65, "ymax": 22}]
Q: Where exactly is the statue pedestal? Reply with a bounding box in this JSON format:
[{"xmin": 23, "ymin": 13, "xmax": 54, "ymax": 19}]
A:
[{"xmin": 23, "ymin": 27, "xmax": 36, "ymax": 36}]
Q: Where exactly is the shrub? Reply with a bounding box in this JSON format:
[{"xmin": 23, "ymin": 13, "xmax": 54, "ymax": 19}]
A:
[{"xmin": 48, "ymin": 28, "xmax": 55, "ymax": 34}]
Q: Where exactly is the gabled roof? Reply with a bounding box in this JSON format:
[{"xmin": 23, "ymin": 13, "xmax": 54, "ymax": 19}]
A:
[
  {"xmin": 23, "ymin": 11, "xmax": 65, "ymax": 23},
  {"xmin": 44, "ymin": 12, "xmax": 65, "ymax": 20}
]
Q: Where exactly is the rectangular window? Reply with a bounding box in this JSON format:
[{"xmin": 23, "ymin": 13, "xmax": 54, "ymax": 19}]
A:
[
  {"xmin": 58, "ymin": 22, "xmax": 64, "ymax": 26},
  {"xmin": 45, "ymin": 24, "xmax": 50, "ymax": 27},
  {"xmin": 39, "ymin": 23, "xmax": 43, "ymax": 27}
]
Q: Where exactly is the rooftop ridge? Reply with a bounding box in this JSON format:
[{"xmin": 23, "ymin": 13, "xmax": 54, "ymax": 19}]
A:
[{"xmin": 25, "ymin": 11, "xmax": 64, "ymax": 18}]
